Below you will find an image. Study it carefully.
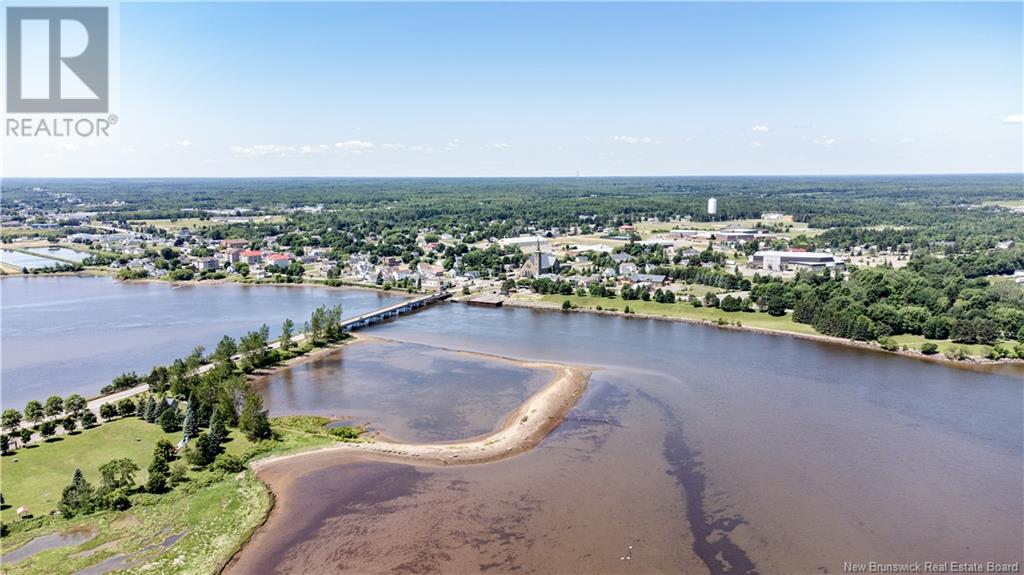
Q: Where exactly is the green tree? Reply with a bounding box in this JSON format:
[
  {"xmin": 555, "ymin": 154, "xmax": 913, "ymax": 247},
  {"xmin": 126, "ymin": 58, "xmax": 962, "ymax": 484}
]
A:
[
  {"xmin": 279, "ymin": 318, "xmax": 295, "ymax": 351},
  {"xmin": 24, "ymin": 400, "xmax": 44, "ymax": 425},
  {"xmin": 147, "ymin": 440, "xmax": 174, "ymax": 493},
  {"xmin": 64, "ymin": 394, "xmax": 88, "ymax": 419},
  {"xmin": 186, "ymin": 433, "xmax": 217, "ymax": 467},
  {"xmin": 61, "ymin": 417, "xmax": 78, "ymax": 434},
  {"xmin": 99, "ymin": 403, "xmax": 118, "ymax": 421},
  {"xmin": 239, "ymin": 392, "xmax": 272, "ymax": 441},
  {"xmin": 39, "ymin": 420, "xmax": 57, "ymax": 441},
  {"xmin": 143, "ymin": 396, "xmax": 157, "ymax": 423},
  {"xmin": 182, "ymin": 395, "xmax": 199, "ymax": 440},
  {"xmin": 117, "ymin": 398, "xmax": 137, "ymax": 417},
  {"xmin": 19, "ymin": 428, "xmax": 33, "ymax": 446},
  {"xmin": 1, "ymin": 409, "xmax": 21, "ymax": 436},
  {"xmin": 98, "ymin": 458, "xmax": 139, "ymax": 492},
  {"xmin": 80, "ymin": 411, "xmax": 98, "ymax": 428},
  {"xmin": 208, "ymin": 412, "xmax": 227, "ymax": 452},
  {"xmin": 44, "ymin": 395, "xmax": 64, "ymax": 418},
  {"xmin": 213, "ymin": 335, "xmax": 238, "ymax": 364},
  {"xmin": 160, "ymin": 407, "xmax": 180, "ymax": 433},
  {"xmin": 58, "ymin": 469, "xmax": 95, "ymax": 518}
]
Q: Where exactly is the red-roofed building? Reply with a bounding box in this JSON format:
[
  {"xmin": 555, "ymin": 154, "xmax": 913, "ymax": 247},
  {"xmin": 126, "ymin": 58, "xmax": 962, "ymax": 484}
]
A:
[
  {"xmin": 240, "ymin": 250, "xmax": 263, "ymax": 265},
  {"xmin": 265, "ymin": 253, "xmax": 292, "ymax": 267},
  {"xmin": 220, "ymin": 239, "xmax": 249, "ymax": 250}
]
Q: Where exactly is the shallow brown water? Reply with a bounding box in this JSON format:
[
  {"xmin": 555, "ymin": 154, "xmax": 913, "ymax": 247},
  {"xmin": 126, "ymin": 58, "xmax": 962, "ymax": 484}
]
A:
[{"xmin": 232, "ymin": 303, "xmax": 1022, "ymax": 574}]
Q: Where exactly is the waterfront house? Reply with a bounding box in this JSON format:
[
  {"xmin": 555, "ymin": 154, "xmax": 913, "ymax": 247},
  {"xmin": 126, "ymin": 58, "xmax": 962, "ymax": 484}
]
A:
[
  {"xmin": 265, "ymin": 253, "xmax": 292, "ymax": 268},
  {"xmin": 240, "ymin": 250, "xmax": 264, "ymax": 265}
]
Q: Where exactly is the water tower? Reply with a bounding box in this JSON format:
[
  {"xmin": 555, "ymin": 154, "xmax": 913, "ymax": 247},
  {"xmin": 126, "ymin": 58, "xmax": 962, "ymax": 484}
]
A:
[{"xmin": 707, "ymin": 197, "xmax": 717, "ymax": 216}]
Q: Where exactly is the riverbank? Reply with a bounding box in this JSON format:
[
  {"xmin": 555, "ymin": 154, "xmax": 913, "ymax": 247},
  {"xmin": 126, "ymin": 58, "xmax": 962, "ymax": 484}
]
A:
[{"xmin": 505, "ymin": 295, "xmax": 1024, "ymax": 373}]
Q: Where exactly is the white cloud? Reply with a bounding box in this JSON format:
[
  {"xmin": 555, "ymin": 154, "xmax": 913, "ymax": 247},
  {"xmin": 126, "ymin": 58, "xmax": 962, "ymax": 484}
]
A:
[
  {"xmin": 334, "ymin": 140, "xmax": 375, "ymax": 151},
  {"xmin": 1004, "ymin": 114, "xmax": 1023, "ymax": 124},
  {"xmin": 444, "ymin": 139, "xmax": 460, "ymax": 151},
  {"xmin": 57, "ymin": 142, "xmax": 80, "ymax": 152},
  {"xmin": 613, "ymin": 135, "xmax": 659, "ymax": 145},
  {"xmin": 231, "ymin": 144, "xmax": 296, "ymax": 156},
  {"xmin": 121, "ymin": 147, "xmax": 136, "ymax": 154},
  {"xmin": 813, "ymin": 135, "xmax": 837, "ymax": 148},
  {"xmin": 175, "ymin": 140, "xmax": 192, "ymax": 148},
  {"xmin": 748, "ymin": 141, "xmax": 766, "ymax": 148},
  {"xmin": 299, "ymin": 144, "xmax": 331, "ymax": 154},
  {"xmin": 751, "ymin": 125, "xmax": 770, "ymax": 132},
  {"xmin": 490, "ymin": 142, "xmax": 510, "ymax": 149},
  {"xmin": 380, "ymin": 143, "xmax": 433, "ymax": 152},
  {"xmin": 899, "ymin": 137, "xmax": 916, "ymax": 145}
]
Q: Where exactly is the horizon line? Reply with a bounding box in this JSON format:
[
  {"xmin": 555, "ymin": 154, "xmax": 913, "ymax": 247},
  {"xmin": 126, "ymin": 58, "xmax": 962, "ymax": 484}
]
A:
[{"xmin": 3, "ymin": 172, "xmax": 1023, "ymax": 181}]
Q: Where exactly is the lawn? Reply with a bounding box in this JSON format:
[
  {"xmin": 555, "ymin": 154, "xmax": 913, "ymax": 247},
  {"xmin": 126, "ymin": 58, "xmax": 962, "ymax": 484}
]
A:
[
  {"xmin": 0, "ymin": 418, "xmax": 258, "ymax": 523},
  {"xmin": 0, "ymin": 417, "xmax": 337, "ymax": 575},
  {"xmin": 888, "ymin": 334, "xmax": 1014, "ymax": 357},
  {"xmin": 535, "ymin": 293, "xmax": 821, "ymax": 335},
  {"xmin": 135, "ymin": 215, "xmax": 286, "ymax": 232}
]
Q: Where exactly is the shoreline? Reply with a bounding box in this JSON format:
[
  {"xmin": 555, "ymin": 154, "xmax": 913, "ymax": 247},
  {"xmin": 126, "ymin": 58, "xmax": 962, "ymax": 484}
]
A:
[
  {"xmin": 250, "ymin": 357, "xmax": 591, "ymax": 471},
  {"xmin": 503, "ymin": 298, "xmax": 1024, "ymax": 373}
]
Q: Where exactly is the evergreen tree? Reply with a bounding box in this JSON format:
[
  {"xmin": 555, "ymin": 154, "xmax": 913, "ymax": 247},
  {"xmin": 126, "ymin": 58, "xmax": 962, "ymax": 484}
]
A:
[
  {"xmin": 279, "ymin": 319, "xmax": 295, "ymax": 351},
  {"xmin": 208, "ymin": 412, "xmax": 227, "ymax": 452},
  {"xmin": 146, "ymin": 440, "xmax": 174, "ymax": 493},
  {"xmin": 182, "ymin": 395, "xmax": 199, "ymax": 440},
  {"xmin": 58, "ymin": 468, "xmax": 95, "ymax": 518},
  {"xmin": 186, "ymin": 433, "xmax": 217, "ymax": 467},
  {"xmin": 238, "ymin": 392, "xmax": 272, "ymax": 441},
  {"xmin": 143, "ymin": 396, "xmax": 157, "ymax": 422},
  {"xmin": 159, "ymin": 407, "xmax": 180, "ymax": 433}
]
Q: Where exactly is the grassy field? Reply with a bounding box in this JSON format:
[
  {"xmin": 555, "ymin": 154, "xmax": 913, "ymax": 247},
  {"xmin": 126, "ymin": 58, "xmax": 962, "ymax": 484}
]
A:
[
  {"xmin": 135, "ymin": 215, "xmax": 286, "ymax": 232},
  {"xmin": 888, "ymin": 334, "xmax": 1014, "ymax": 357},
  {"xmin": 2, "ymin": 471, "xmax": 271, "ymax": 575},
  {"xmin": 534, "ymin": 293, "xmax": 821, "ymax": 335},
  {"xmin": 0, "ymin": 417, "xmax": 337, "ymax": 575},
  {"xmin": 981, "ymin": 199, "xmax": 1024, "ymax": 209},
  {"xmin": 0, "ymin": 418, "xmax": 258, "ymax": 523},
  {"xmin": 632, "ymin": 218, "xmax": 824, "ymax": 239}
]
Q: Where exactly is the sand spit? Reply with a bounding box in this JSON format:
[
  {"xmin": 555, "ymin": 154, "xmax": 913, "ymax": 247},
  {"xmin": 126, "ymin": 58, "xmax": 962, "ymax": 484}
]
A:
[{"xmin": 251, "ymin": 360, "xmax": 591, "ymax": 471}]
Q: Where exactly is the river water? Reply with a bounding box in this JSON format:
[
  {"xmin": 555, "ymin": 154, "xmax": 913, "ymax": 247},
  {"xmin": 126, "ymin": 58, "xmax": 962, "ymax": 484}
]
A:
[
  {"xmin": 0, "ymin": 276, "xmax": 406, "ymax": 406},
  {"xmin": 2, "ymin": 278, "xmax": 1021, "ymax": 574},
  {"xmin": 232, "ymin": 302, "xmax": 1023, "ymax": 574}
]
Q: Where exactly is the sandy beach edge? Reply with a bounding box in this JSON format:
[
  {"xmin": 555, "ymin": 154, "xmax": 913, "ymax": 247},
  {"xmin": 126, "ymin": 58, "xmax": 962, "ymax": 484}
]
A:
[{"xmin": 249, "ymin": 359, "xmax": 591, "ymax": 472}]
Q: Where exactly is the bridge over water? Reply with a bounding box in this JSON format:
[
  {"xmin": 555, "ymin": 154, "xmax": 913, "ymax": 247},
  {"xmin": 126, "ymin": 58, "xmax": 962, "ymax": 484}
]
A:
[{"xmin": 342, "ymin": 290, "xmax": 451, "ymax": 331}]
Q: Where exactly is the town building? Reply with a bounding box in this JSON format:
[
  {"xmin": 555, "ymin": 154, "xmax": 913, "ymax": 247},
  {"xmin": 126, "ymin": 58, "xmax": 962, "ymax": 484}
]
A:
[
  {"xmin": 750, "ymin": 250, "xmax": 845, "ymax": 272},
  {"xmin": 240, "ymin": 250, "xmax": 264, "ymax": 265}
]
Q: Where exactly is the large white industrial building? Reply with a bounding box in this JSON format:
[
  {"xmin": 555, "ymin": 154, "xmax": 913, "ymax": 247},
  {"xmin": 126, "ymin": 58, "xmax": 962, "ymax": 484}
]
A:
[{"xmin": 750, "ymin": 250, "xmax": 845, "ymax": 272}]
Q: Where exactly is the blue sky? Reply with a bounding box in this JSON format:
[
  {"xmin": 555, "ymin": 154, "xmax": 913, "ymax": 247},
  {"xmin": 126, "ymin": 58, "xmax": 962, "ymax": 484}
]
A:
[{"xmin": 6, "ymin": 1, "xmax": 1022, "ymax": 177}]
